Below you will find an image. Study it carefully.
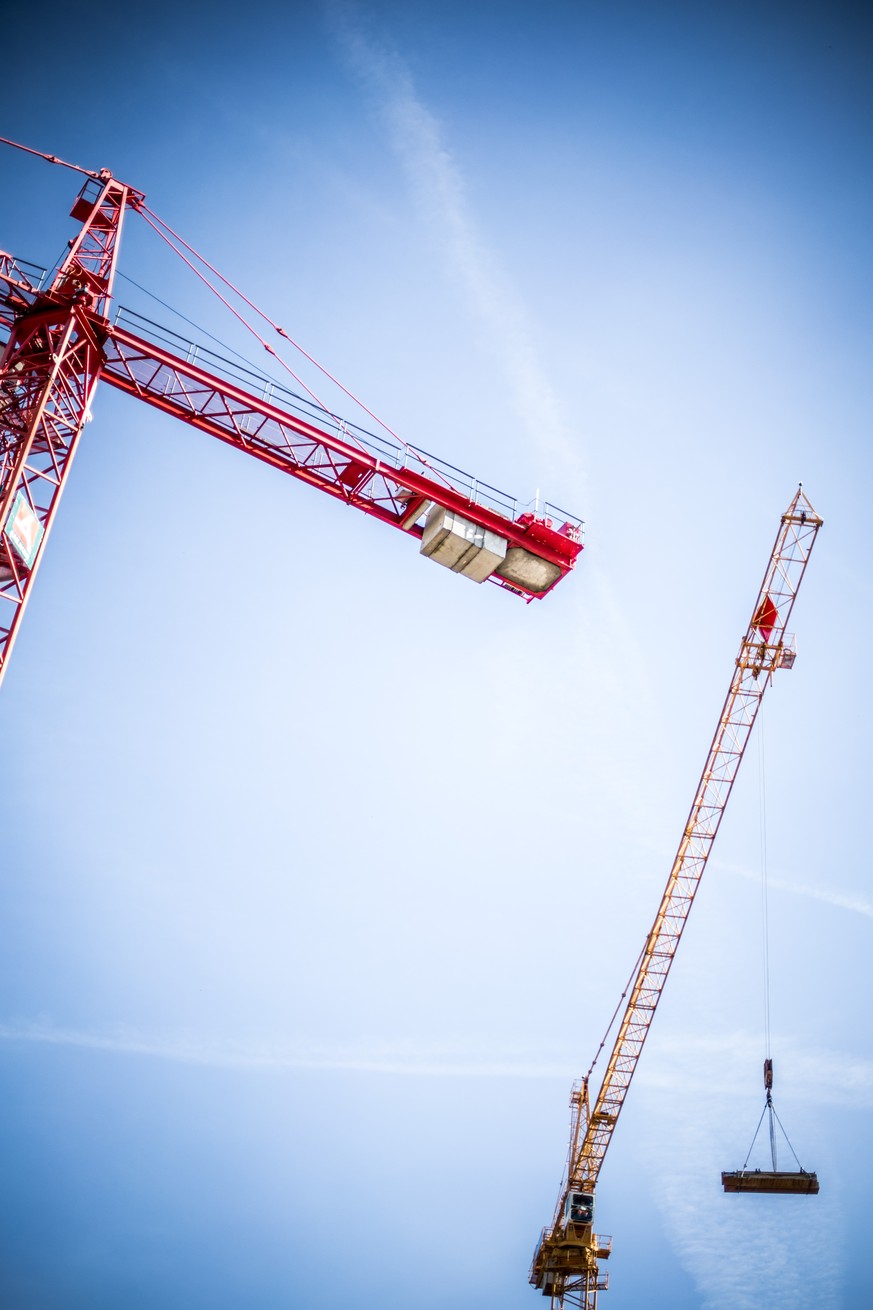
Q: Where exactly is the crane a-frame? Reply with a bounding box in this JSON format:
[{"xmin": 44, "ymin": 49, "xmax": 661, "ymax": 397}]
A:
[
  {"xmin": 0, "ymin": 151, "xmax": 583, "ymax": 687},
  {"xmin": 530, "ymin": 487, "xmax": 822, "ymax": 1309}
]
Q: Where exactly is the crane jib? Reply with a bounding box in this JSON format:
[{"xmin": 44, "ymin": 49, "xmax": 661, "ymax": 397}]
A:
[{"xmin": 95, "ymin": 320, "xmax": 583, "ymax": 597}]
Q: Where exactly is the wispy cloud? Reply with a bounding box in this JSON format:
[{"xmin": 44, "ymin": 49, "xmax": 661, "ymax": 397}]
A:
[
  {"xmin": 648, "ymin": 1107, "xmax": 844, "ymax": 1310},
  {"xmin": 639, "ymin": 1029, "xmax": 873, "ymax": 1110},
  {"xmin": 325, "ymin": 0, "xmax": 582, "ymax": 490},
  {"xmin": 0, "ymin": 1018, "xmax": 572, "ymax": 1078},
  {"xmin": 639, "ymin": 1087, "xmax": 846, "ymax": 1310},
  {"xmin": 719, "ymin": 856, "xmax": 873, "ymax": 921},
  {"xmin": 2, "ymin": 1019, "xmax": 871, "ymax": 1111}
]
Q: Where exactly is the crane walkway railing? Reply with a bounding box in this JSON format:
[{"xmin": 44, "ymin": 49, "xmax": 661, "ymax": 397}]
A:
[{"xmin": 109, "ymin": 305, "xmax": 582, "ymax": 540}]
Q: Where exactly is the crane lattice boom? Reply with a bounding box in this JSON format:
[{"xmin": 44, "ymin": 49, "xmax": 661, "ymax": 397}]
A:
[
  {"xmin": 530, "ymin": 487, "xmax": 822, "ymax": 1310},
  {"xmin": 0, "ymin": 170, "xmax": 583, "ymax": 688}
]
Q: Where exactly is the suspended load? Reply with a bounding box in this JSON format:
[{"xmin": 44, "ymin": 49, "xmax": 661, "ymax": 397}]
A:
[
  {"xmin": 722, "ymin": 1059, "xmax": 819, "ymax": 1196},
  {"xmin": 722, "ymin": 1169, "xmax": 819, "ymax": 1195}
]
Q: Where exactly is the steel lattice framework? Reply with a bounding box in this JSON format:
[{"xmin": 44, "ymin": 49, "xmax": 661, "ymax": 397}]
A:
[
  {"xmin": 97, "ymin": 318, "xmax": 581, "ymax": 562},
  {"xmin": 530, "ymin": 486, "xmax": 822, "ymax": 1310},
  {"xmin": 0, "ymin": 170, "xmax": 583, "ymax": 689},
  {"xmin": 0, "ymin": 176, "xmax": 140, "ymax": 682}
]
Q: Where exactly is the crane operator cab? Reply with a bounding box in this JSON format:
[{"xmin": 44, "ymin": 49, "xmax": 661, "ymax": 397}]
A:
[{"xmin": 563, "ymin": 1191, "xmax": 594, "ymax": 1229}]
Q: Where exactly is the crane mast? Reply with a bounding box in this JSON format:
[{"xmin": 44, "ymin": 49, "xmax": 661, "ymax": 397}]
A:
[
  {"xmin": 530, "ymin": 487, "xmax": 822, "ymax": 1310},
  {"xmin": 0, "ymin": 167, "xmax": 583, "ymax": 689},
  {"xmin": 0, "ymin": 173, "xmax": 139, "ymax": 683}
]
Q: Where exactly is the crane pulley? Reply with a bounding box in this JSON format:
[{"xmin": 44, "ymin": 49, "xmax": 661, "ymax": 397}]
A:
[
  {"xmin": 530, "ymin": 487, "xmax": 822, "ymax": 1310},
  {"xmin": 0, "ymin": 159, "xmax": 583, "ymax": 689}
]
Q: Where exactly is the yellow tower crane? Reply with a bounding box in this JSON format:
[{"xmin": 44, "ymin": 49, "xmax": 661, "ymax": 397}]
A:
[{"xmin": 530, "ymin": 487, "xmax": 822, "ymax": 1309}]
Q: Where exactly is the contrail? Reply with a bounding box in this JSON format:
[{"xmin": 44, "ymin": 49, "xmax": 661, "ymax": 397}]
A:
[
  {"xmin": 0, "ymin": 1018, "xmax": 572, "ymax": 1078},
  {"xmin": 2, "ymin": 1019, "xmax": 870, "ymax": 1105},
  {"xmin": 324, "ymin": 0, "xmax": 583, "ymax": 490},
  {"xmin": 720, "ymin": 857, "xmax": 873, "ymax": 920}
]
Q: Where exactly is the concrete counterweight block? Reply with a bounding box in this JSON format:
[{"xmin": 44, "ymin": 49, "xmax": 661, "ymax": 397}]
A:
[
  {"xmin": 420, "ymin": 504, "xmax": 507, "ymax": 583},
  {"xmin": 495, "ymin": 546, "xmax": 563, "ymax": 593}
]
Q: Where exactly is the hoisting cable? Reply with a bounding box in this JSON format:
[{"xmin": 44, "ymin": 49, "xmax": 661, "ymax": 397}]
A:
[
  {"xmin": 740, "ymin": 1064, "xmax": 806, "ymax": 1174},
  {"xmin": 114, "ymin": 270, "xmax": 410, "ymax": 478},
  {"xmin": 116, "ymin": 270, "xmax": 307, "ymax": 395},
  {"xmin": 755, "ymin": 703, "xmax": 780, "ymax": 1169},
  {"xmin": 117, "ymin": 270, "xmax": 249, "ymax": 357},
  {"xmin": 758, "ymin": 700, "xmax": 773, "ymax": 1071},
  {"xmin": 585, "ymin": 940, "xmax": 647, "ymax": 1083},
  {"xmin": 136, "ymin": 208, "xmax": 341, "ymax": 432},
  {"xmin": 139, "ymin": 204, "xmax": 432, "ymax": 462},
  {"xmin": 728, "ymin": 705, "xmax": 816, "ymax": 1186}
]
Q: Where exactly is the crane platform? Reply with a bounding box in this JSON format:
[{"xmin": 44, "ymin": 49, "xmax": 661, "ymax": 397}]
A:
[{"xmin": 721, "ymin": 1169, "xmax": 819, "ymax": 1195}]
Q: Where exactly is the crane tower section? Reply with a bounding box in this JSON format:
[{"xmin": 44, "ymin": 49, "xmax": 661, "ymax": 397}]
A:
[
  {"xmin": 530, "ymin": 487, "xmax": 822, "ymax": 1310},
  {"xmin": 0, "ymin": 169, "xmax": 583, "ymax": 688},
  {"xmin": 0, "ymin": 174, "xmax": 140, "ymax": 683}
]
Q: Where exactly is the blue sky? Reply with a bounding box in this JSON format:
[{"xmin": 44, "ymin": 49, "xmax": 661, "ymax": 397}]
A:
[{"xmin": 0, "ymin": 2, "xmax": 870, "ymax": 1307}]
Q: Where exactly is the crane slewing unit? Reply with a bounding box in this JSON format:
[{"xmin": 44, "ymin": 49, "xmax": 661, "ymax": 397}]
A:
[
  {"xmin": 0, "ymin": 165, "xmax": 583, "ymax": 688},
  {"xmin": 530, "ymin": 487, "xmax": 822, "ymax": 1309}
]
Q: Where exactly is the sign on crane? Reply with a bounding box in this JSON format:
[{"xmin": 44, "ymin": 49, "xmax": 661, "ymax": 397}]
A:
[
  {"xmin": 530, "ymin": 487, "xmax": 822, "ymax": 1309},
  {"xmin": 0, "ymin": 147, "xmax": 583, "ymax": 688}
]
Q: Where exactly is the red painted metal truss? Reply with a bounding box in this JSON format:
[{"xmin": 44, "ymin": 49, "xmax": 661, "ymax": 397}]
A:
[
  {"xmin": 0, "ymin": 171, "xmax": 582, "ymax": 685},
  {"xmin": 95, "ymin": 311, "xmax": 583, "ymax": 598},
  {"xmin": 0, "ymin": 172, "xmax": 139, "ymax": 684},
  {"xmin": 0, "ymin": 256, "xmax": 110, "ymax": 681}
]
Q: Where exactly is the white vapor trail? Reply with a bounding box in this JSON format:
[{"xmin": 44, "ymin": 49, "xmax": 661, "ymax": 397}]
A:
[
  {"xmin": 640, "ymin": 1029, "xmax": 873, "ymax": 1110},
  {"xmin": 0, "ymin": 1018, "xmax": 572, "ymax": 1078},
  {"xmin": 719, "ymin": 856, "xmax": 873, "ymax": 921},
  {"xmin": 1, "ymin": 1020, "xmax": 870, "ymax": 1108},
  {"xmin": 646, "ymin": 1100, "xmax": 844, "ymax": 1310},
  {"xmin": 325, "ymin": 0, "xmax": 582, "ymax": 489}
]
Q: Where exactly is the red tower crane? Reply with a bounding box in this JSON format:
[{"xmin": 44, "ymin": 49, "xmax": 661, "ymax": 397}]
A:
[{"xmin": 0, "ymin": 151, "xmax": 583, "ymax": 687}]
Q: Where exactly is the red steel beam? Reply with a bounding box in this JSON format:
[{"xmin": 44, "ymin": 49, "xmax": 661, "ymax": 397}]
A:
[{"xmin": 96, "ymin": 319, "xmax": 583, "ymax": 595}]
